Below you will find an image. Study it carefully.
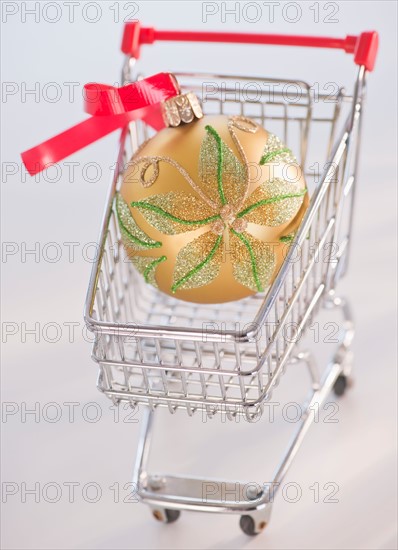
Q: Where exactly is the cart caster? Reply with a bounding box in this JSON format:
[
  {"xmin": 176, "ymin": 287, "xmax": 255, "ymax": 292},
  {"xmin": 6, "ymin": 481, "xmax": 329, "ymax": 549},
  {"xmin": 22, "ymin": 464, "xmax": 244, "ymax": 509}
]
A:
[
  {"xmin": 333, "ymin": 374, "xmax": 349, "ymax": 397},
  {"xmin": 239, "ymin": 515, "xmax": 267, "ymax": 536},
  {"xmin": 151, "ymin": 508, "xmax": 181, "ymax": 524}
]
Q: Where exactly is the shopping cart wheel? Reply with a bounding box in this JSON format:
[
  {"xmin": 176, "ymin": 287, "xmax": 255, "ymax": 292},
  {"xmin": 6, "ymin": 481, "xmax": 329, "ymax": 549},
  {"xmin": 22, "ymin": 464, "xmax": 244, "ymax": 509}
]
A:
[
  {"xmin": 152, "ymin": 508, "xmax": 181, "ymax": 524},
  {"xmin": 239, "ymin": 515, "xmax": 266, "ymax": 536},
  {"xmin": 333, "ymin": 374, "xmax": 348, "ymax": 397}
]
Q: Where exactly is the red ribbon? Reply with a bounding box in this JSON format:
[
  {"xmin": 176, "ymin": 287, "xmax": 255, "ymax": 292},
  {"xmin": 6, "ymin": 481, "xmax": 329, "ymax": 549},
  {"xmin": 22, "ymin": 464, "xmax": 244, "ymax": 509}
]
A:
[{"xmin": 21, "ymin": 73, "xmax": 179, "ymax": 176}]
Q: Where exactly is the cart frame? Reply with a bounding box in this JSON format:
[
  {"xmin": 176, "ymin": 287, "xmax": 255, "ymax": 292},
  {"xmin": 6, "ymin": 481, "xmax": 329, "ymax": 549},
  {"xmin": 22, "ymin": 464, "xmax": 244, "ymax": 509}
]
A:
[{"xmin": 84, "ymin": 23, "xmax": 377, "ymax": 534}]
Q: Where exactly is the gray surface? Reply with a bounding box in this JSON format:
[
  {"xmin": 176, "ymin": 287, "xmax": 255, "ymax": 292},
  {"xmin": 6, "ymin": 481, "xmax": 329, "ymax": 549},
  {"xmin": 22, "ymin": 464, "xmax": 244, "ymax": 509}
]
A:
[{"xmin": 1, "ymin": 1, "xmax": 397, "ymax": 549}]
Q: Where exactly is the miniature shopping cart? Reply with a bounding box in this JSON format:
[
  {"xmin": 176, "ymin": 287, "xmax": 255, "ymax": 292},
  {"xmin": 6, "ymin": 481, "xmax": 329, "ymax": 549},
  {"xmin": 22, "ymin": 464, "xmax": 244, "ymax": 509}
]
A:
[{"xmin": 84, "ymin": 22, "xmax": 378, "ymax": 535}]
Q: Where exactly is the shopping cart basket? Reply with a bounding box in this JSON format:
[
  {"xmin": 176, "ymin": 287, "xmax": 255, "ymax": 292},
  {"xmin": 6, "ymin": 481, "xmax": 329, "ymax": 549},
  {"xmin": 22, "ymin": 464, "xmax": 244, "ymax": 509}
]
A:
[{"xmin": 84, "ymin": 22, "xmax": 378, "ymax": 535}]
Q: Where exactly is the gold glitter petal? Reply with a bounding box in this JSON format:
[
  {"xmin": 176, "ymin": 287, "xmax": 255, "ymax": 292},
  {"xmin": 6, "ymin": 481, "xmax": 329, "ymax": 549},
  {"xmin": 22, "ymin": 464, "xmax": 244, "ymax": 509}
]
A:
[
  {"xmin": 130, "ymin": 256, "xmax": 166, "ymax": 289},
  {"xmin": 241, "ymin": 179, "xmax": 306, "ymax": 227},
  {"xmin": 230, "ymin": 231, "xmax": 276, "ymax": 292},
  {"xmin": 260, "ymin": 133, "xmax": 297, "ymax": 165},
  {"xmin": 199, "ymin": 127, "xmax": 247, "ymax": 208},
  {"xmin": 126, "ymin": 155, "xmax": 217, "ymax": 209},
  {"xmin": 172, "ymin": 231, "xmax": 222, "ymax": 292},
  {"xmin": 132, "ymin": 191, "xmax": 217, "ymax": 235},
  {"xmin": 116, "ymin": 193, "xmax": 161, "ymax": 250}
]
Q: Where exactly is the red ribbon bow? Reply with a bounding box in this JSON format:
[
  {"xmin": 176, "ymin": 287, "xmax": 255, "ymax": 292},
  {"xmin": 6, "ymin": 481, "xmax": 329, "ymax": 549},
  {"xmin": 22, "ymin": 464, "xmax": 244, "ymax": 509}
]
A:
[{"xmin": 21, "ymin": 73, "xmax": 179, "ymax": 176}]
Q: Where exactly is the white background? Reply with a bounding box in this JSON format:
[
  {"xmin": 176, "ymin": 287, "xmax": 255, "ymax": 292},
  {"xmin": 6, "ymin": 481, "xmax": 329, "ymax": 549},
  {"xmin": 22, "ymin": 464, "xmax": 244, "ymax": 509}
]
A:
[{"xmin": 1, "ymin": 1, "xmax": 397, "ymax": 549}]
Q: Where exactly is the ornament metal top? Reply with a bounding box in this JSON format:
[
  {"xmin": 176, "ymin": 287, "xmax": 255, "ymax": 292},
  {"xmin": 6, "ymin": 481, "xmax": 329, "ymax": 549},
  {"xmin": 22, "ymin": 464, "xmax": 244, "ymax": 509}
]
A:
[{"xmin": 162, "ymin": 92, "xmax": 203, "ymax": 127}]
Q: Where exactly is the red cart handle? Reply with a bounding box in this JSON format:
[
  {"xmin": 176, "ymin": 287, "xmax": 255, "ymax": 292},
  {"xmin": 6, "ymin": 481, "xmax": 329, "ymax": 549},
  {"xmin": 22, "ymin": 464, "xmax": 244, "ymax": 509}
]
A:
[{"xmin": 122, "ymin": 21, "xmax": 378, "ymax": 72}]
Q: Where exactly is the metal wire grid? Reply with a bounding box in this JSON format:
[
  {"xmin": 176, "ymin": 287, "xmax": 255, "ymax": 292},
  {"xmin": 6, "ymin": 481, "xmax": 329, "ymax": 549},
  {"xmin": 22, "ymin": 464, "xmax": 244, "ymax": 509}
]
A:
[{"xmin": 85, "ymin": 73, "xmax": 360, "ymax": 419}]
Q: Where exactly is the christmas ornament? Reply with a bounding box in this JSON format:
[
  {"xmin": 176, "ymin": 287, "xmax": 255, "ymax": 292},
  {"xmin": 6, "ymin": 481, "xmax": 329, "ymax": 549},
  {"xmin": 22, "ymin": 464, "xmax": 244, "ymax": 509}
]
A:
[{"xmin": 118, "ymin": 100, "xmax": 308, "ymax": 304}]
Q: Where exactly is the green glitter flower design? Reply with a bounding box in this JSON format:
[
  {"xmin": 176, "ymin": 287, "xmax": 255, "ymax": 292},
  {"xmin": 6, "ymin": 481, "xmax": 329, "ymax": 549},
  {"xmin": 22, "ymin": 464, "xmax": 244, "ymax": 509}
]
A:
[{"xmin": 120, "ymin": 117, "xmax": 307, "ymax": 293}]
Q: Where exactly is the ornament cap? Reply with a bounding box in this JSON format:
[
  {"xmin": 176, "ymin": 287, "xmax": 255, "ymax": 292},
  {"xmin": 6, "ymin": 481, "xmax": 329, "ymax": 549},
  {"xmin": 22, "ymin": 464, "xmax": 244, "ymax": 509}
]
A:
[{"xmin": 162, "ymin": 91, "xmax": 203, "ymax": 127}]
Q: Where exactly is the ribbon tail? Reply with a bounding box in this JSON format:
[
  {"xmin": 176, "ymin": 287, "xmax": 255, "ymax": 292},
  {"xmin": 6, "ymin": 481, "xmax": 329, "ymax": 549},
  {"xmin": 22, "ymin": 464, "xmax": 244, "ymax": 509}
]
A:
[{"xmin": 21, "ymin": 107, "xmax": 164, "ymax": 176}]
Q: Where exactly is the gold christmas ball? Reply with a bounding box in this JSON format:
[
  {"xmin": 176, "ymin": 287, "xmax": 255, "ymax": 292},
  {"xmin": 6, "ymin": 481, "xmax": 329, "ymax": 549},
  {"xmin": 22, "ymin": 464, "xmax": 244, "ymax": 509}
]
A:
[{"xmin": 118, "ymin": 113, "xmax": 308, "ymax": 304}]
